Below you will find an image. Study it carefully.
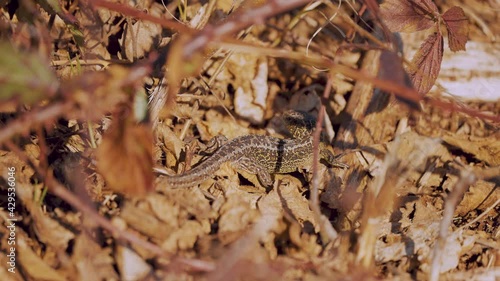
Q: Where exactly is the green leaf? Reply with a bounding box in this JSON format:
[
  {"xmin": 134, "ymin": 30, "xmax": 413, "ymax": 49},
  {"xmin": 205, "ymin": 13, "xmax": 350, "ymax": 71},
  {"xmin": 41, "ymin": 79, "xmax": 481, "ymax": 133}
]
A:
[{"xmin": 0, "ymin": 42, "xmax": 58, "ymax": 105}]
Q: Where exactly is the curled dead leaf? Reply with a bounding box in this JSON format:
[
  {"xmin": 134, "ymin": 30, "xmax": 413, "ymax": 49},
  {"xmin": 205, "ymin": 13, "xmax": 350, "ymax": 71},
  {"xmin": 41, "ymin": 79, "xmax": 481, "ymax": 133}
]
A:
[
  {"xmin": 97, "ymin": 115, "xmax": 154, "ymax": 196},
  {"xmin": 442, "ymin": 6, "xmax": 469, "ymax": 52},
  {"xmin": 378, "ymin": 50, "xmax": 419, "ymax": 107}
]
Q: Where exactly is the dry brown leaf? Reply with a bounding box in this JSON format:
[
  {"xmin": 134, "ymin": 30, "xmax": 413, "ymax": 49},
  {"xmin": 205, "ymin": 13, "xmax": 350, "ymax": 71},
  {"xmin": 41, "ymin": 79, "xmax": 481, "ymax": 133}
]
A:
[
  {"xmin": 197, "ymin": 109, "xmax": 251, "ymax": 141},
  {"xmin": 437, "ymin": 230, "xmax": 476, "ymax": 273},
  {"xmin": 120, "ymin": 203, "xmax": 173, "ymax": 240},
  {"xmin": 72, "ymin": 233, "xmax": 118, "ymax": 281},
  {"xmin": 375, "ymin": 233, "xmax": 406, "ymax": 263},
  {"xmin": 154, "ymin": 186, "xmax": 216, "ymax": 221},
  {"xmin": 444, "ymin": 267, "xmax": 500, "ymax": 280},
  {"xmin": 30, "ymin": 206, "xmax": 75, "ymax": 250},
  {"xmin": 13, "ymin": 182, "xmax": 75, "ymax": 251},
  {"xmin": 17, "ymin": 236, "xmax": 66, "ymax": 281},
  {"xmin": 156, "ymin": 125, "xmax": 185, "ymax": 160},
  {"xmin": 161, "ymin": 220, "xmax": 210, "ymax": 252},
  {"xmin": 120, "ymin": 3, "xmax": 163, "ymax": 60},
  {"xmin": 228, "ymin": 50, "xmax": 269, "ymax": 124},
  {"xmin": 216, "ymin": 0, "xmax": 240, "ymax": 12},
  {"xmin": 442, "ymin": 6, "xmax": 469, "ymax": 52},
  {"xmin": 368, "ymin": 131, "xmax": 445, "ymax": 207},
  {"xmin": 399, "ymin": 198, "xmax": 442, "ymax": 230},
  {"xmin": 378, "ymin": 50, "xmax": 419, "ymax": 107},
  {"xmin": 407, "ymin": 32, "xmax": 444, "ymax": 95},
  {"xmin": 218, "ymin": 192, "xmax": 259, "ymax": 235},
  {"xmin": 97, "ymin": 116, "xmax": 154, "ymax": 196},
  {"xmin": 456, "ymin": 180, "xmax": 499, "ymax": 216},
  {"xmin": 144, "ymin": 190, "xmax": 212, "ymax": 254},
  {"xmin": 256, "ymin": 181, "xmax": 321, "ymax": 258},
  {"xmin": 0, "ymin": 151, "xmax": 34, "ymax": 183},
  {"xmin": 395, "ymin": 131, "xmax": 450, "ymax": 164},
  {"xmin": 0, "ymin": 209, "xmax": 25, "ymax": 278},
  {"xmin": 442, "ymin": 134, "xmax": 500, "ymax": 166},
  {"xmin": 146, "ymin": 193, "xmax": 181, "ymax": 228},
  {"xmin": 380, "ymin": 0, "xmax": 437, "ymax": 32},
  {"xmin": 378, "ymin": 50, "xmax": 408, "ymax": 87},
  {"xmin": 259, "ymin": 181, "xmax": 317, "ymax": 231},
  {"xmin": 65, "ymin": 67, "xmax": 128, "ymax": 121},
  {"xmin": 2, "ymin": 0, "xmax": 498, "ymax": 279}
]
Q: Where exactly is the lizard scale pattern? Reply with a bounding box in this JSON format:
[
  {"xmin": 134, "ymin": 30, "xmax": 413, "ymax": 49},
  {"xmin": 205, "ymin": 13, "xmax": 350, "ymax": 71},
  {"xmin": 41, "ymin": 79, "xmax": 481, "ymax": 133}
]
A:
[{"xmin": 160, "ymin": 110, "xmax": 345, "ymax": 188}]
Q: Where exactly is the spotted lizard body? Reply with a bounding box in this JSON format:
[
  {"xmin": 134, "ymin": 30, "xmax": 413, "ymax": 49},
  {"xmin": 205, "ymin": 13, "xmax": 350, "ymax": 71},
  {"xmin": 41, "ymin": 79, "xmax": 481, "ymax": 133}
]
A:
[{"xmin": 160, "ymin": 110, "xmax": 345, "ymax": 188}]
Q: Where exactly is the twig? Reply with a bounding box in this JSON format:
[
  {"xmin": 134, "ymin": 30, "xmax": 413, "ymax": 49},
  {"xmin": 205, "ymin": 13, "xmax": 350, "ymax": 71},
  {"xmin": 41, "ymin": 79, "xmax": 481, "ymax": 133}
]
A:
[
  {"xmin": 0, "ymin": 102, "xmax": 72, "ymax": 146},
  {"xmin": 430, "ymin": 167, "xmax": 477, "ymax": 281},
  {"xmin": 460, "ymin": 198, "xmax": 500, "ymax": 231},
  {"xmin": 310, "ymin": 76, "xmax": 338, "ymax": 244}
]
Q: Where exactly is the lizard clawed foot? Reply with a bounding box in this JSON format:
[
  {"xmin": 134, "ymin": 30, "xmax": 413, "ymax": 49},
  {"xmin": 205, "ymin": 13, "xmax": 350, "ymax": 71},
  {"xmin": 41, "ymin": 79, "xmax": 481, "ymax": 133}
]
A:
[
  {"xmin": 233, "ymin": 156, "xmax": 274, "ymax": 187},
  {"xmin": 320, "ymin": 148, "xmax": 349, "ymax": 169}
]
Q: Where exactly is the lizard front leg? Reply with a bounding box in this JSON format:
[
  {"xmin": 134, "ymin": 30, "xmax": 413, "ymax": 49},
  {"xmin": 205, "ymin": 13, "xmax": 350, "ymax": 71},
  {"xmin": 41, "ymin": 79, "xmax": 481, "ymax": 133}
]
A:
[
  {"xmin": 233, "ymin": 156, "xmax": 274, "ymax": 187},
  {"xmin": 320, "ymin": 144, "xmax": 349, "ymax": 169}
]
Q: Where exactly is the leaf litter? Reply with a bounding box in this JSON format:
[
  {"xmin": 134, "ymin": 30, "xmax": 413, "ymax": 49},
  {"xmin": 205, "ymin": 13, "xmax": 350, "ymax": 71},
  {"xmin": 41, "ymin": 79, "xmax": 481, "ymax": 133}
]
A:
[{"xmin": 0, "ymin": 0, "xmax": 499, "ymax": 280}]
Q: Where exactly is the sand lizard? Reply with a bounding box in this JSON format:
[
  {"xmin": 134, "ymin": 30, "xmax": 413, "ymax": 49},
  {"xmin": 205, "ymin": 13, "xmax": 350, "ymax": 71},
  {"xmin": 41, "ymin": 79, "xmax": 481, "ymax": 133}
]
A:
[{"xmin": 160, "ymin": 110, "xmax": 346, "ymax": 188}]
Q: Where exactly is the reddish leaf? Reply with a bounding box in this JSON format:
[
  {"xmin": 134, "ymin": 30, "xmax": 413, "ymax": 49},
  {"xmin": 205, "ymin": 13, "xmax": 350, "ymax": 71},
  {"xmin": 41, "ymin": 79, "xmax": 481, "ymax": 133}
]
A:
[
  {"xmin": 442, "ymin": 6, "xmax": 469, "ymax": 51},
  {"xmin": 407, "ymin": 32, "xmax": 443, "ymax": 95},
  {"xmin": 380, "ymin": 0, "xmax": 438, "ymax": 32}
]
